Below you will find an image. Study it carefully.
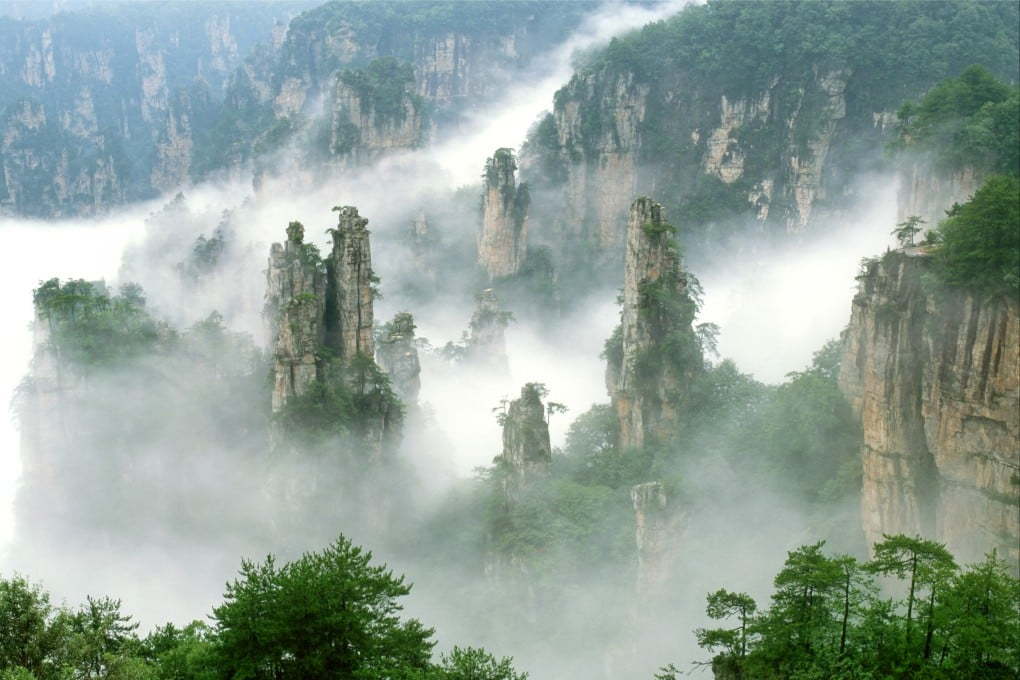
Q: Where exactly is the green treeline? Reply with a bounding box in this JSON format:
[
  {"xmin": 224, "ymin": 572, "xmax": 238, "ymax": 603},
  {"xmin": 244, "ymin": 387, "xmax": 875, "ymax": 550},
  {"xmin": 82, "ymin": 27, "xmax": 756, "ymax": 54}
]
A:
[
  {"xmin": 685, "ymin": 536, "xmax": 1020, "ymax": 680},
  {"xmin": 0, "ymin": 536, "xmax": 528, "ymax": 680}
]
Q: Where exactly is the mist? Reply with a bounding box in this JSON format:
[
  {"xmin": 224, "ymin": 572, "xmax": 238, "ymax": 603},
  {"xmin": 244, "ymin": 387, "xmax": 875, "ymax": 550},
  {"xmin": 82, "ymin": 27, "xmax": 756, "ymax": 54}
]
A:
[{"xmin": 1, "ymin": 2, "xmax": 904, "ymax": 678}]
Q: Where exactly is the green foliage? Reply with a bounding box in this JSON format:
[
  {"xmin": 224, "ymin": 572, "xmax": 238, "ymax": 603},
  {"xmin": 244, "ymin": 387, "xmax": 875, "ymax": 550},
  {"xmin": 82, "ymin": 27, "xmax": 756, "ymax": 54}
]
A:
[
  {"xmin": 0, "ymin": 576, "xmax": 60, "ymax": 680},
  {"xmin": 212, "ymin": 536, "xmax": 435, "ymax": 679},
  {"xmin": 32, "ymin": 278, "xmax": 162, "ymax": 369},
  {"xmin": 929, "ymin": 174, "xmax": 1020, "ymax": 295},
  {"xmin": 896, "ymin": 65, "xmax": 1018, "ymax": 175},
  {"xmin": 691, "ymin": 537, "xmax": 1019, "ymax": 679},
  {"xmin": 436, "ymin": 646, "xmax": 527, "ymax": 680},
  {"xmin": 734, "ymin": 340, "xmax": 861, "ymax": 506}
]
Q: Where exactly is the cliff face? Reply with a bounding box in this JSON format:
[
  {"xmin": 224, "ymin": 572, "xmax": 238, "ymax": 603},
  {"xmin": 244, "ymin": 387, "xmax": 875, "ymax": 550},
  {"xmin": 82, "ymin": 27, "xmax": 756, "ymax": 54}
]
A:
[
  {"xmin": 531, "ymin": 64, "xmax": 856, "ymax": 261},
  {"xmin": 839, "ymin": 251, "xmax": 1020, "ymax": 566},
  {"xmin": 478, "ymin": 148, "xmax": 529, "ymax": 279},
  {"xmin": 329, "ymin": 66, "xmax": 425, "ymax": 165},
  {"xmin": 0, "ymin": 4, "xmax": 291, "ymax": 216},
  {"xmin": 547, "ymin": 70, "xmax": 647, "ymax": 257},
  {"xmin": 897, "ymin": 160, "xmax": 981, "ymax": 228},
  {"xmin": 606, "ymin": 197, "xmax": 700, "ymax": 451},
  {"xmin": 466, "ymin": 288, "xmax": 511, "ymax": 372}
]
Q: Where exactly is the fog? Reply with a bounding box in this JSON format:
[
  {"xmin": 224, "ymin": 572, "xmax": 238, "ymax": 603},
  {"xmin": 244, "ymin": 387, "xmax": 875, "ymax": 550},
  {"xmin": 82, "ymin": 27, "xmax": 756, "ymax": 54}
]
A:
[{"xmin": 0, "ymin": 1, "xmax": 902, "ymax": 677}]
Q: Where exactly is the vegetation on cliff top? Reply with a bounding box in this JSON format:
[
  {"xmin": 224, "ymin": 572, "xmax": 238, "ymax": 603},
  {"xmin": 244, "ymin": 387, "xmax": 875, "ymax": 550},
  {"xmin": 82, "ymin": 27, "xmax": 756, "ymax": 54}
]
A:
[{"xmin": 929, "ymin": 174, "xmax": 1020, "ymax": 296}]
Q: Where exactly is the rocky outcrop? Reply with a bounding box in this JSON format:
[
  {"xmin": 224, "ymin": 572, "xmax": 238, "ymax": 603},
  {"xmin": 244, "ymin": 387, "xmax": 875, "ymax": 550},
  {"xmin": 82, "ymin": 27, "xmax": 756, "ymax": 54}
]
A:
[
  {"xmin": 840, "ymin": 250, "xmax": 1020, "ymax": 566},
  {"xmin": 606, "ymin": 197, "xmax": 701, "ymax": 451},
  {"xmin": 536, "ymin": 70, "xmax": 647, "ymax": 259},
  {"xmin": 376, "ymin": 312, "xmax": 422, "ymax": 404},
  {"xmin": 534, "ymin": 65, "xmax": 858, "ymax": 259},
  {"xmin": 266, "ymin": 207, "xmax": 401, "ymax": 460},
  {"xmin": 329, "ymin": 206, "xmax": 375, "ymax": 362},
  {"xmin": 478, "ymin": 148, "xmax": 529, "ymax": 279},
  {"xmin": 497, "ymin": 383, "xmax": 552, "ymax": 505},
  {"xmin": 631, "ymin": 482, "xmax": 685, "ymax": 602},
  {"xmin": 265, "ymin": 221, "xmax": 326, "ymax": 413},
  {"xmin": 467, "ymin": 288, "xmax": 511, "ymax": 372},
  {"xmin": 329, "ymin": 63, "xmax": 425, "ymax": 164}
]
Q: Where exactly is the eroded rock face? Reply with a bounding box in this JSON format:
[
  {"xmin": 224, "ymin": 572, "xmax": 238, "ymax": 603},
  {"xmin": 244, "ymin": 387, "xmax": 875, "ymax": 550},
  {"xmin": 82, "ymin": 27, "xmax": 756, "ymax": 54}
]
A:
[
  {"xmin": 606, "ymin": 197, "xmax": 700, "ymax": 450},
  {"xmin": 548, "ymin": 70, "xmax": 648, "ymax": 258},
  {"xmin": 840, "ymin": 251, "xmax": 1019, "ymax": 566},
  {"xmin": 376, "ymin": 312, "xmax": 421, "ymax": 404},
  {"xmin": 498, "ymin": 383, "xmax": 552, "ymax": 504},
  {"xmin": 265, "ymin": 221, "xmax": 326, "ymax": 413},
  {"xmin": 478, "ymin": 148, "xmax": 529, "ymax": 279}
]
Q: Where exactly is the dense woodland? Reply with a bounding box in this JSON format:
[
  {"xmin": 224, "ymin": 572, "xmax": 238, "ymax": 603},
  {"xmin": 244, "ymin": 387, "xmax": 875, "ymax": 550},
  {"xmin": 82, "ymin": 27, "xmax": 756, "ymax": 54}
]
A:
[{"xmin": 3, "ymin": 1, "xmax": 1019, "ymax": 679}]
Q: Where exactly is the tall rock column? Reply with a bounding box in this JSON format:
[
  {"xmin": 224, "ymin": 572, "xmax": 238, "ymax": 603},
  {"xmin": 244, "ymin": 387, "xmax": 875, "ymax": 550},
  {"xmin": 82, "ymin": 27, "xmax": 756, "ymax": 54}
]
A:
[
  {"xmin": 265, "ymin": 221, "xmax": 326, "ymax": 413},
  {"xmin": 478, "ymin": 148, "xmax": 530, "ymax": 279},
  {"xmin": 497, "ymin": 383, "xmax": 553, "ymax": 505},
  {"xmin": 330, "ymin": 206, "xmax": 375, "ymax": 362},
  {"xmin": 606, "ymin": 197, "xmax": 701, "ymax": 450}
]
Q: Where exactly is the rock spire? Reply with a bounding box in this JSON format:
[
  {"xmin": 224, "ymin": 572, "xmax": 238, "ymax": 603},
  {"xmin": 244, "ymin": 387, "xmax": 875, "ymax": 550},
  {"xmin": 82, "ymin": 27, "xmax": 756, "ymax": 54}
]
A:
[{"xmin": 478, "ymin": 148, "xmax": 530, "ymax": 279}]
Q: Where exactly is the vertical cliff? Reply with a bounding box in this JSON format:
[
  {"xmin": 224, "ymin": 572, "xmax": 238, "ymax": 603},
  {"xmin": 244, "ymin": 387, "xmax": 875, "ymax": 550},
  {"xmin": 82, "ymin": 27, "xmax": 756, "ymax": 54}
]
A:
[
  {"xmin": 329, "ymin": 206, "xmax": 375, "ymax": 362},
  {"xmin": 520, "ymin": 1, "xmax": 1018, "ymax": 267},
  {"xmin": 478, "ymin": 148, "xmax": 530, "ymax": 279},
  {"xmin": 840, "ymin": 250, "xmax": 1019, "ymax": 566},
  {"xmin": 606, "ymin": 197, "xmax": 702, "ymax": 451}
]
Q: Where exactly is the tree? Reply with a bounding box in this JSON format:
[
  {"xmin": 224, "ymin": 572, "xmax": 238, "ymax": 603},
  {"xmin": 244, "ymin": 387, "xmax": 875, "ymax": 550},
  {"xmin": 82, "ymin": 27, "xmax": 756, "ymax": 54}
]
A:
[
  {"xmin": 0, "ymin": 575, "xmax": 61, "ymax": 679},
  {"xmin": 436, "ymin": 646, "xmax": 528, "ymax": 680},
  {"xmin": 212, "ymin": 535, "xmax": 435, "ymax": 679},
  {"xmin": 868, "ymin": 534, "xmax": 957, "ymax": 662},
  {"xmin": 893, "ymin": 216, "xmax": 925, "ymax": 247},
  {"xmin": 694, "ymin": 589, "xmax": 757, "ymax": 675}
]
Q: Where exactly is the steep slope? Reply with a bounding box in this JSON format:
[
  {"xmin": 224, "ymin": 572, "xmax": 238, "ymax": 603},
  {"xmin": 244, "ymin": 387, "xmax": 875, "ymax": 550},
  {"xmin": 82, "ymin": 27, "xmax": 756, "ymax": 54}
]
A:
[{"xmin": 520, "ymin": 0, "xmax": 1019, "ymax": 268}]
